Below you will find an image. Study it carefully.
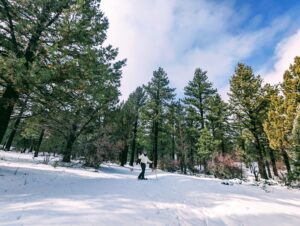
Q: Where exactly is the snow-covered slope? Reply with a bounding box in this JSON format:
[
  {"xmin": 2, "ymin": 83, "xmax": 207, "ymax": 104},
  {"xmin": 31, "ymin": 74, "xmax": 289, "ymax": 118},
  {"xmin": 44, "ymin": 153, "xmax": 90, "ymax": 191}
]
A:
[{"xmin": 1, "ymin": 151, "xmax": 300, "ymax": 226}]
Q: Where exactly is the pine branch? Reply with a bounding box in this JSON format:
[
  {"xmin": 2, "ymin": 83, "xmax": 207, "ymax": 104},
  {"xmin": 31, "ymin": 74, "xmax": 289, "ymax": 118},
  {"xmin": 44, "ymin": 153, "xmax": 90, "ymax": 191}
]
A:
[{"xmin": 1, "ymin": 0, "xmax": 20, "ymax": 55}]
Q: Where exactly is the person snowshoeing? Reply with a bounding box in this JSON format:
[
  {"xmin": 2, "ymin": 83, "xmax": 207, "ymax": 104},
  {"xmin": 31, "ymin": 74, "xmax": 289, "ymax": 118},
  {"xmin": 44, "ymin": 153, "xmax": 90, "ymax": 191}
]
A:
[{"xmin": 138, "ymin": 150, "xmax": 152, "ymax": 180}]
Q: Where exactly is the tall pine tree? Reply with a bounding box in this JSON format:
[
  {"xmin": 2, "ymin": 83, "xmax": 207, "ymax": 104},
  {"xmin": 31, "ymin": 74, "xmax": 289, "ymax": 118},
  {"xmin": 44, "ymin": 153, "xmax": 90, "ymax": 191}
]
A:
[
  {"xmin": 183, "ymin": 68, "xmax": 216, "ymax": 169},
  {"xmin": 264, "ymin": 57, "xmax": 300, "ymax": 173},
  {"xmin": 184, "ymin": 68, "xmax": 217, "ymax": 130},
  {"xmin": 144, "ymin": 67, "xmax": 175, "ymax": 168},
  {"xmin": 127, "ymin": 87, "xmax": 146, "ymax": 166},
  {"xmin": 229, "ymin": 63, "xmax": 269, "ymax": 179}
]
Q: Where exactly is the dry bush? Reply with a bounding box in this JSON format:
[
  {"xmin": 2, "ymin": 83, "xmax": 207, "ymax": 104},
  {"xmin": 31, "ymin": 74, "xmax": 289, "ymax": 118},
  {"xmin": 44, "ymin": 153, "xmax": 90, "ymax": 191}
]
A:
[
  {"xmin": 159, "ymin": 159, "xmax": 180, "ymax": 172},
  {"xmin": 208, "ymin": 155, "xmax": 243, "ymax": 179},
  {"xmin": 84, "ymin": 134, "xmax": 122, "ymax": 168}
]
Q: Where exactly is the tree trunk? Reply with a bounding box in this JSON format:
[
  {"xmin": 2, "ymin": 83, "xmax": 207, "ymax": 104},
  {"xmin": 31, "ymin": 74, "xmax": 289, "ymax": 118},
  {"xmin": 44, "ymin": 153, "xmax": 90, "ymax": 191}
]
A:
[
  {"xmin": 203, "ymin": 159, "xmax": 208, "ymax": 172},
  {"xmin": 153, "ymin": 121, "xmax": 159, "ymax": 168},
  {"xmin": 171, "ymin": 134, "xmax": 175, "ymax": 160},
  {"xmin": 0, "ymin": 86, "xmax": 19, "ymax": 143},
  {"xmin": 268, "ymin": 148, "xmax": 279, "ymax": 177},
  {"xmin": 199, "ymin": 94, "xmax": 204, "ymax": 129},
  {"xmin": 255, "ymin": 136, "xmax": 268, "ymax": 179},
  {"xmin": 189, "ymin": 134, "xmax": 197, "ymax": 173},
  {"xmin": 261, "ymin": 145, "xmax": 272, "ymax": 178},
  {"xmin": 120, "ymin": 142, "xmax": 129, "ymax": 166},
  {"xmin": 29, "ymin": 142, "xmax": 34, "ymax": 153},
  {"xmin": 180, "ymin": 160, "xmax": 184, "ymax": 173},
  {"xmin": 281, "ymin": 149, "xmax": 291, "ymax": 173},
  {"xmin": 189, "ymin": 146, "xmax": 195, "ymax": 173},
  {"xmin": 136, "ymin": 144, "xmax": 140, "ymax": 160},
  {"xmin": 63, "ymin": 134, "xmax": 76, "ymax": 162},
  {"xmin": 200, "ymin": 108, "xmax": 204, "ymax": 129},
  {"xmin": 129, "ymin": 119, "xmax": 138, "ymax": 166},
  {"xmin": 265, "ymin": 159, "xmax": 272, "ymax": 179},
  {"xmin": 180, "ymin": 154, "xmax": 186, "ymax": 174},
  {"xmin": 63, "ymin": 125, "xmax": 77, "ymax": 162},
  {"xmin": 21, "ymin": 146, "xmax": 26, "ymax": 153},
  {"xmin": 256, "ymin": 159, "xmax": 266, "ymax": 179},
  {"xmin": 221, "ymin": 138, "xmax": 226, "ymax": 156},
  {"xmin": 34, "ymin": 129, "xmax": 45, "ymax": 158},
  {"xmin": 5, "ymin": 104, "xmax": 25, "ymax": 151}
]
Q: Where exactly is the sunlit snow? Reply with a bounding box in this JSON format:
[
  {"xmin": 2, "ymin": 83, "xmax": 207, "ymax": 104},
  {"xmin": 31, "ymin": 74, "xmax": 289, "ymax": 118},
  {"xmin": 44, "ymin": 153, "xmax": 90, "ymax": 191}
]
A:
[{"xmin": 1, "ymin": 151, "xmax": 299, "ymax": 226}]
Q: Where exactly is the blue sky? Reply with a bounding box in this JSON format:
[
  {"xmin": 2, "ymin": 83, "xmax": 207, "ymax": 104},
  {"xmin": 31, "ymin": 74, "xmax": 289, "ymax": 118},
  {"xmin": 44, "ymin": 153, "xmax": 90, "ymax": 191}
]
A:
[
  {"xmin": 231, "ymin": 0, "xmax": 300, "ymax": 67},
  {"xmin": 102, "ymin": 0, "xmax": 300, "ymax": 101}
]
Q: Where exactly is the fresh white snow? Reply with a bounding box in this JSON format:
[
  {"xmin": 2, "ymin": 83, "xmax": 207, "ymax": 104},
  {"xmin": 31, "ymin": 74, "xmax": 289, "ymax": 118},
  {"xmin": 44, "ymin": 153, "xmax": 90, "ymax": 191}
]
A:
[{"xmin": 1, "ymin": 150, "xmax": 300, "ymax": 226}]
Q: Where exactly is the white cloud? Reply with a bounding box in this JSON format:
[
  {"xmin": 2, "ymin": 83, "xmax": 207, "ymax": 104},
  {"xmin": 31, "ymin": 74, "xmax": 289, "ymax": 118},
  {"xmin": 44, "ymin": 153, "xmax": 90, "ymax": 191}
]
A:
[
  {"xmin": 260, "ymin": 29, "xmax": 300, "ymax": 85},
  {"xmin": 102, "ymin": 0, "xmax": 176, "ymax": 99},
  {"xmin": 101, "ymin": 0, "xmax": 293, "ymax": 101}
]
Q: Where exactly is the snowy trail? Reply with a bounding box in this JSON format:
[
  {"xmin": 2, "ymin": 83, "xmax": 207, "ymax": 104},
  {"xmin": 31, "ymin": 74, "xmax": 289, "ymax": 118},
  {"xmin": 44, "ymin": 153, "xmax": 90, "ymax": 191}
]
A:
[{"xmin": 1, "ymin": 151, "xmax": 300, "ymax": 226}]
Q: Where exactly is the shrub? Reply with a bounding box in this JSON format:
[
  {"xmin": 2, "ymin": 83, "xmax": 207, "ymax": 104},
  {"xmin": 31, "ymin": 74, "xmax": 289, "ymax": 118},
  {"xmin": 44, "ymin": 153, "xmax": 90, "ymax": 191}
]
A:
[
  {"xmin": 159, "ymin": 159, "xmax": 180, "ymax": 172},
  {"xmin": 52, "ymin": 160, "xmax": 59, "ymax": 168},
  {"xmin": 84, "ymin": 147, "xmax": 102, "ymax": 168},
  {"xmin": 208, "ymin": 155, "xmax": 243, "ymax": 179}
]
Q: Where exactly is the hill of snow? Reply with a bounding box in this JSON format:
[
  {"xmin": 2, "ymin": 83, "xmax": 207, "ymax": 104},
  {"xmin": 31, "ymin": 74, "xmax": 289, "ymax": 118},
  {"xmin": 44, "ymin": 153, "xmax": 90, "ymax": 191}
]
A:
[{"xmin": 0, "ymin": 150, "xmax": 300, "ymax": 226}]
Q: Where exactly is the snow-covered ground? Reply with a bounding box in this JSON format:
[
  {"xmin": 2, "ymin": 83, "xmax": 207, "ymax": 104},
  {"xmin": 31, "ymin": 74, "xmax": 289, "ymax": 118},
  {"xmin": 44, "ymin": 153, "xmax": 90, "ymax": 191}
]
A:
[{"xmin": 1, "ymin": 151, "xmax": 300, "ymax": 226}]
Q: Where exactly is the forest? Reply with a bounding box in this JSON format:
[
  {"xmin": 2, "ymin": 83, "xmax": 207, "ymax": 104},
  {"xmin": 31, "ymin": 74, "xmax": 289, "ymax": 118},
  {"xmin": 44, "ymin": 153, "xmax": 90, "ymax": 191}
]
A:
[{"xmin": 0, "ymin": 0, "xmax": 299, "ymax": 183}]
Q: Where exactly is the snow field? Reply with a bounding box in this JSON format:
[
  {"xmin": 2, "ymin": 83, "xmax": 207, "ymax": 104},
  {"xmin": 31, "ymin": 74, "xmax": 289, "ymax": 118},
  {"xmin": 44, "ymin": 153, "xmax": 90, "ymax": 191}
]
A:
[{"xmin": 0, "ymin": 150, "xmax": 300, "ymax": 226}]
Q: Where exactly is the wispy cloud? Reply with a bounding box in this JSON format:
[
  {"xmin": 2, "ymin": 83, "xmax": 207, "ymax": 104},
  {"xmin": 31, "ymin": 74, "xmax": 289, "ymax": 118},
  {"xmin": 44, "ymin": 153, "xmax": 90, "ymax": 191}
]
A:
[
  {"xmin": 102, "ymin": 0, "xmax": 298, "ymax": 100},
  {"xmin": 259, "ymin": 29, "xmax": 300, "ymax": 85}
]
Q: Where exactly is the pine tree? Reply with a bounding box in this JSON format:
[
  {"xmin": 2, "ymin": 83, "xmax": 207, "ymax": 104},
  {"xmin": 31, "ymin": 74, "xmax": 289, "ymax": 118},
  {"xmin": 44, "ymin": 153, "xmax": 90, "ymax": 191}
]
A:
[
  {"xmin": 229, "ymin": 63, "xmax": 269, "ymax": 179},
  {"xmin": 144, "ymin": 67, "xmax": 175, "ymax": 168},
  {"xmin": 261, "ymin": 84, "xmax": 280, "ymax": 177},
  {"xmin": 183, "ymin": 68, "xmax": 216, "ymax": 170},
  {"xmin": 119, "ymin": 100, "xmax": 135, "ymax": 166},
  {"xmin": 264, "ymin": 93, "xmax": 291, "ymax": 172},
  {"xmin": 0, "ymin": 0, "xmax": 112, "ymax": 143},
  {"xmin": 30, "ymin": 45, "xmax": 124, "ymax": 162},
  {"xmin": 175, "ymin": 100, "xmax": 189, "ymax": 174},
  {"xmin": 197, "ymin": 127, "xmax": 219, "ymax": 171},
  {"xmin": 184, "ymin": 68, "xmax": 217, "ymax": 130},
  {"xmin": 206, "ymin": 94, "xmax": 231, "ymax": 155},
  {"xmin": 0, "ymin": 0, "xmax": 71, "ymax": 143},
  {"xmin": 166, "ymin": 101, "xmax": 178, "ymax": 160},
  {"xmin": 292, "ymin": 106, "xmax": 300, "ymax": 179},
  {"xmin": 0, "ymin": 0, "xmax": 125, "ymax": 161},
  {"xmin": 127, "ymin": 87, "xmax": 146, "ymax": 166},
  {"xmin": 4, "ymin": 100, "xmax": 27, "ymax": 151},
  {"xmin": 264, "ymin": 57, "xmax": 300, "ymax": 174}
]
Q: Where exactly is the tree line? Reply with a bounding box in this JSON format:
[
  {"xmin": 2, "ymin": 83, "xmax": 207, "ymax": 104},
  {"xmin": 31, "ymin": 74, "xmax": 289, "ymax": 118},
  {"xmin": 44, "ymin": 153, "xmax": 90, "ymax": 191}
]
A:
[{"xmin": 0, "ymin": 0, "xmax": 299, "ymax": 182}]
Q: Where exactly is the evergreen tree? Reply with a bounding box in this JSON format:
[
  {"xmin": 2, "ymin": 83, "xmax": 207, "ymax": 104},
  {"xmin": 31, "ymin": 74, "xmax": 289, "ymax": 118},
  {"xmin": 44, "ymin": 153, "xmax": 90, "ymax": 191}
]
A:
[
  {"xmin": 184, "ymin": 107, "xmax": 199, "ymax": 171},
  {"xmin": 184, "ymin": 68, "xmax": 217, "ymax": 130},
  {"xmin": 261, "ymin": 84, "xmax": 280, "ymax": 177},
  {"xmin": 264, "ymin": 57, "xmax": 300, "ymax": 173},
  {"xmin": 0, "ymin": 0, "xmax": 112, "ymax": 143},
  {"xmin": 292, "ymin": 106, "xmax": 300, "ymax": 179},
  {"xmin": 127, "ymin": 87, "xmax": 146, "ymax": 166},
  {"xmin": 0, "ymin": 0, "xmax": 70, "ymax": 143},
  {"xmin": 206, "ymin": 94, "xmax": 231, "ymax": 155},
  {"xmin": 0, "ymin": 0, "xmax": 125, "ymax": 162},
  {"xmin": 229, "ymin": 63, "xmax": 269, "ymax": 179},
  {"xmin": 183, "ymin": 68, "xmax": 216, "ymax": 170},
  {"xmin": 166, "ymin": 101, "xmax": 178, "ymax": 160},
  {"xmin": 144, "ymin": 67, "xmax": 175, "ymax": 168},
  {"xmin": 4, "ymin": 99, "xmax": 27, "ymax": 151},
  {"xmin": 197, "ymin": 127, "xmax": 219, "ymax": 171},
  {"xmin": 118, "ymin": 102, "xmax": 133, "ymax": 166},
  {"xmin": 30, "ymin": 44, "xmax": 124, "ymax": 162},
  {"xmin": 174, "ymin": 101, "xmax": 189, "ymax": 173}
]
